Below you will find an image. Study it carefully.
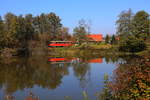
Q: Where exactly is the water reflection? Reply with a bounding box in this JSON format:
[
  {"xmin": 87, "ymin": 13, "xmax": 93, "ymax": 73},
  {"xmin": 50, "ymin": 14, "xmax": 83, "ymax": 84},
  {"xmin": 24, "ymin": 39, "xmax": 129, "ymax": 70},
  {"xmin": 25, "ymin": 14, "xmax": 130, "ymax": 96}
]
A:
[
  {"xmin": 25, "ymin": 92, "xmax": 39, "ymax": 100},
  {"xmin": 4, "ymin": 95, "xmax": 15, "ymax": 100},
  {"xmin": 48, "ymin": 57, "xmax": 103, "ymax": 64},
  {"xmin": 4, "ymin": 92, "xmax": 39, "ymax": 100},
  {"xmin": 1, "ymin": 52, "xmax": 147, "ymax": 100},
  {"xmin": 0, "ymin": 54, "xmax": 113, "ymax": 99}
]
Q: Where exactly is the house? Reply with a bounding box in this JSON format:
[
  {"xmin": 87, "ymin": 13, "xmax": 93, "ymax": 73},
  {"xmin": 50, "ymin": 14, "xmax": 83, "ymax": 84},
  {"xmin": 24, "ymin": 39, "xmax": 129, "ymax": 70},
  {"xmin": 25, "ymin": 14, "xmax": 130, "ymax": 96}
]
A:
[
  {"xmin": 87, "ymin": 34, "xmax": 103, "ymax": 42},
  {"xmin": 115, "ymin": 36, "xmax": 120, "ymax": 41}
]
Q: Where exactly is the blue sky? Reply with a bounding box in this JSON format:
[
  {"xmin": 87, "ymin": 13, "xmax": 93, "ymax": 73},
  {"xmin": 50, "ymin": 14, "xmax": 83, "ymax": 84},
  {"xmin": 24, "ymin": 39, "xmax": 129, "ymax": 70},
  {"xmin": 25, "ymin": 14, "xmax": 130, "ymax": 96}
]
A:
[{"xmin": 0, "ymin": 0, "xmax": 150, "ymax": 35}]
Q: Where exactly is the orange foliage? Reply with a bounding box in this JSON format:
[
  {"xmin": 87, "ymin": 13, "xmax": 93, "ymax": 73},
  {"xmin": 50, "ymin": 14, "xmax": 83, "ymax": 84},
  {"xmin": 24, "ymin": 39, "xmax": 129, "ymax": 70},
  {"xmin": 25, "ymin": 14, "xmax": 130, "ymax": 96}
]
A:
[{"xmin": 109, "ymin": 56, "xmax": 150, "ymax": 99}]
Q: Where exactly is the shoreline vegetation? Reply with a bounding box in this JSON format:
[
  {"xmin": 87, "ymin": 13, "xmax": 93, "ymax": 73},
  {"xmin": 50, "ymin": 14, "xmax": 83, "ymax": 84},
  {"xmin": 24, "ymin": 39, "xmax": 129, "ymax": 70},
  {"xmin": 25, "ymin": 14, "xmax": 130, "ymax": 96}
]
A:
[
  {"xmin": 1, "ymin": 42, "xmax": 149, "ymax": 58},
  {"xmin": 0, "ymin": 9, "xmax": 149, "ymax": 58},
  {"xmin": 0, "ymin": 31, "xmax": 149, "ymax": 57},
  {"xmin": 0, "ymin": 9, "xmax": 149, "ymax": 100}
]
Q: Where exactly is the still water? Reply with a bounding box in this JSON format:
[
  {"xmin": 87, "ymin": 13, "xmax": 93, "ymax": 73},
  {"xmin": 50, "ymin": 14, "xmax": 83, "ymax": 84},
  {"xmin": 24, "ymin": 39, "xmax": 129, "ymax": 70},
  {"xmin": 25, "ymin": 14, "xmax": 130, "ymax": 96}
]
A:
[{"xmin": 0, "ymin": 51, "xmax": 149, "ymax": 100}]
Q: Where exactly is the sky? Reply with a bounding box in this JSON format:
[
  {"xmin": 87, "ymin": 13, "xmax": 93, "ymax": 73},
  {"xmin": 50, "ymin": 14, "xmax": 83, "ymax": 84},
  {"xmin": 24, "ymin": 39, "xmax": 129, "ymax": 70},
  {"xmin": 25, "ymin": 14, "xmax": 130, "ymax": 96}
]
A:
[{"xmin": 0, "ymin": 0, "xmax": 150, "ymax": 35}]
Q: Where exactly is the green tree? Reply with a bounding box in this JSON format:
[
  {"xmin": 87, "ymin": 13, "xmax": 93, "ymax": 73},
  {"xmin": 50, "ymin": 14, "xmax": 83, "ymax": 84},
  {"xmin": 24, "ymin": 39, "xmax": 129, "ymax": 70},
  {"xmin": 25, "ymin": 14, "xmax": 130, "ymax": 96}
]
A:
[
  {"xmin": 119, "ymin": 36, "xmax": 146, "ymax": 52},
  {"xmin": 47, "ymin": 12, "xmax": 62, "ymax": 40},
  {"xmin": 16, "ymin": 15, "xmax": 26, "ymax": 41},
  {"xmin": 0, "ymin": 12, "xmax": 66, "ymax": 49},
  {"xmin": 132, "ymin": 11, "xmax": 150, "ymax": 40},
  {"xmin": 73, "ymin": 27, "xmax": 87, "ymax": 44},
  {"xmin": 110, "ymin": 35, "xmax": 117, "ymax": 45},
  {"xmin": 117, "ymin": 10, "xmax": 149, "ymax": 52},
  {"xmin": 33, "ymin": 13, "xmax": 62, "ymax": 41},
  {"xmin": 33, "ymin": 13, "xmax": 50, "ymax": 34},
  {"xmin": 105, "ymin": 34, "xmax": 110, "ymax": 44},
  {"xmin": 73, "ymin": 19, "xmax": 90, "ymax": 44},
  {"xmin": 116, "ymin": 9, "xmax": 133, "ymax": 38},
  {"xmin": 38, "ymin": 13, "xmax": 48, "ymax": 34},
  {"xmin": 33, "ymin": 15, "xmax": 41, "ymax": 34},
  {"xmin": 24, "ymin": 14, "xmax": 34, "ymax": 40},
  {"xmin": 16, "ymin": 14, "xmax": 35, "ymax": 48}
]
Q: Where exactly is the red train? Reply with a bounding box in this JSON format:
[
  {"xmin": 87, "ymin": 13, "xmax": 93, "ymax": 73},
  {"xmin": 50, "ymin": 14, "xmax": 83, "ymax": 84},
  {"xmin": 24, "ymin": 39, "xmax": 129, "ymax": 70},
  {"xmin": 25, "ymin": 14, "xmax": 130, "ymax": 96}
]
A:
[
  {"xmin": 48, "ymin": 41, "xmax": 74, "ymax": 47},
  {"xmin": 48, "ymin": 34, "xmax": 103, "ymax": 47}
]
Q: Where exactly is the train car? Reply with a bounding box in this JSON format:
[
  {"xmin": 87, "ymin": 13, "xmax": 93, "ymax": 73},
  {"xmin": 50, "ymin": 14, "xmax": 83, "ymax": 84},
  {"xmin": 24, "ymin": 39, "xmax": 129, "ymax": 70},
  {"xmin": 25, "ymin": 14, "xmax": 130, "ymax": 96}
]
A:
[{"xmin": 48, "ymin": 41, "xmax": 74, "ymax": 47}]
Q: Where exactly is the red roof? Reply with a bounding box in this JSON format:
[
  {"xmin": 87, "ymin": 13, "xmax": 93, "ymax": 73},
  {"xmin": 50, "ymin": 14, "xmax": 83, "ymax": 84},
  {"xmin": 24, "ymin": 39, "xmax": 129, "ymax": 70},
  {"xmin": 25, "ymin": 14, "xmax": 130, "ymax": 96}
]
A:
[
  {"xmin": 87, "ymin": 34, "xmax": 103, "ymax": 42},
  {"xmin": 116, "ymin": 36, "xmax": 120, "ymax": 40}
]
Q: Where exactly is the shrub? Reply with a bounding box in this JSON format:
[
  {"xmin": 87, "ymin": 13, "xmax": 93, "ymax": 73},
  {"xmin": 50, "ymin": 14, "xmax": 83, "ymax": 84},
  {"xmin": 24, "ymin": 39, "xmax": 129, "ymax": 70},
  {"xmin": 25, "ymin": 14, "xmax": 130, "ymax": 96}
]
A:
[{"xmin": 119, "ymin": 36, "xmax": 146, "ymax": 53}]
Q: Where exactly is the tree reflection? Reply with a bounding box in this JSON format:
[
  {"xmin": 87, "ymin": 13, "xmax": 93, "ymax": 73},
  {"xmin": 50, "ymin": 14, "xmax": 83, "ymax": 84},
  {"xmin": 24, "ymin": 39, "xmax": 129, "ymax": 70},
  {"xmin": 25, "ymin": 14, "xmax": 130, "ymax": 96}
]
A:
[
  {"xmin": 0, "ymin": 56, "xmax": 71, "ymax": 94},
  {"xmin": 0, "ymin": 52, "xmax": 129, "ymax": 99},
  {"xmin": 72, "ymin": 61, "xmax": 91, "ymax": 89}
]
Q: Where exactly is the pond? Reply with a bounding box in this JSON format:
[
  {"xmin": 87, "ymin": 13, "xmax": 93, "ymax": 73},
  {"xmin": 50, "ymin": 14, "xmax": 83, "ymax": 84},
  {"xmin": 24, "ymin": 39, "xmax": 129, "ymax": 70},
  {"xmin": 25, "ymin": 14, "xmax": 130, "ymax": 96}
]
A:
[{"xmin": 0, "ymin": 50, "xmax": 149, "ymax": 100}]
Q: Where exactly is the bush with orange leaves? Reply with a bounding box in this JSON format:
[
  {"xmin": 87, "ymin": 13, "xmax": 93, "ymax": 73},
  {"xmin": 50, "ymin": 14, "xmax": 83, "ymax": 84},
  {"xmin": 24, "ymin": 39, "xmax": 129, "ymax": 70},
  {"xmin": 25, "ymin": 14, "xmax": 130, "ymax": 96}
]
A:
[{"xmin": 108, "ymin": 56, "xmax": 150, "ymax": 100}]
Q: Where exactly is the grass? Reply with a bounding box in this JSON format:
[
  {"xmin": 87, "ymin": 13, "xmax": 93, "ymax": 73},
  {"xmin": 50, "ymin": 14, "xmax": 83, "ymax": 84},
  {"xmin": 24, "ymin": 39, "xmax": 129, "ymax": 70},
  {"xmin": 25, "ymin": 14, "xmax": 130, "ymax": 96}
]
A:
[{"xmin": 71, "ymin": 42, "xmax": 112, "ymax": 50}]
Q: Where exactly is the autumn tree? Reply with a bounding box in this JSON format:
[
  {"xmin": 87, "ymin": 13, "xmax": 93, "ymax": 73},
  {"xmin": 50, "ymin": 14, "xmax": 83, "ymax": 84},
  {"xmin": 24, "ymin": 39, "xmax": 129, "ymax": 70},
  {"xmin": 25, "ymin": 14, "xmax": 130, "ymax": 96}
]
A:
[
  {"xmin": 109, "ymin": 56, "xmax": 150, "ymax": 99},
  {"xmin": 59, "ymin": 27, "xmax": 71, "ymax": 40},
  {"xmin": 4, "ymin": 13, "xmax": 19, "ymax": 47}
]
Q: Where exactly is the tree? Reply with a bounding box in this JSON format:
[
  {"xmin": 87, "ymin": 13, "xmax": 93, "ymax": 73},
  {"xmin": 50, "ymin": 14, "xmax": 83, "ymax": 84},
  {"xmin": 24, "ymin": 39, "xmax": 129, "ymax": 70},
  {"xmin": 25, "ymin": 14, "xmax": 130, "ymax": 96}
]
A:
[
  {"xmin": 78, "ymin": 19, "xmax": 92, "ymax": 34},
  {"xmin": 110, "ymin": 35, "xmax": 117, "ymax": 45},
  {"xmin": 33, "ymin": 13, "xmax": 62, "ymax": 41},
  {"xmin": 0, "ymin": 16, "xmax": 4, "ymax": 48},
  {"xmin": 33, "ymin": 15, "xmax": 41, "ymax": 34},
  {"xmin": 73, "ymin": 26, "xmax": 87, "ymax": 44},
  {"xmin": 105, "ymin": 34, "xmax": 110, "ymax": 44},
  {"xmin": 38, "ymin": 13, "xmax": 48, "ymax": 34},
  {"xmin": 109, "ymin": 57, "xmax": 150, "ymax": 100},
  {"xmin": 119, "ymin": 36, "xmax": 146, "ymax": 52},
  {"xmin": 59, "ymin": 27, "xmax": 70, "ymax": 40},
  {"xmin": 117, "ymin": 10, "xmax": 149, "ymax": 52},
  {"xmin": 132, "ymin": 11, "xmax": 150, "ymax": 40},
  {"xmin": 47, "ymin": 12, "xmax": 62, "ymax": 40},
  {"xmin": 17, "ymin": 14, "xmax": 35, "ymax": 48},
  {"xmin": 24, "ymin": 14, "xmax": 34, "ymax": 40},
  {"xmin": 4, "ymin": 13, "xmax": 19, "ymax": 47},
  {"xmin": 73, "ymin": 19, "xmax": 90, "ymax": 44},
  {"xmin": 33, "ymin": 13, "xmax": 50, "ymax": 34},
  {"xmin": 116, "ymin": 9, "xmax": 133, "ymax": 38},
  {"xmin": 0, "ymin": 12, "xmax": 68, "ymax": 49}
]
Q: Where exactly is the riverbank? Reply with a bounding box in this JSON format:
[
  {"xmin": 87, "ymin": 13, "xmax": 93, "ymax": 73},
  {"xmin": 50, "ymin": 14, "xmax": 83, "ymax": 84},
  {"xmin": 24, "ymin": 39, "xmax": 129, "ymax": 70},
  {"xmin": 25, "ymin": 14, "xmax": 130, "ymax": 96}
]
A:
[
  {"xmin": 1, "ymin": 42, "xmax": 150, "ymax": 58},
  {"xmin": 48, "ymin": 43, "xmax": 150, "ymax": 57},
  {"xmin": 0, "ymin": 42, "xmax": 149, "ymax": 100}
]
